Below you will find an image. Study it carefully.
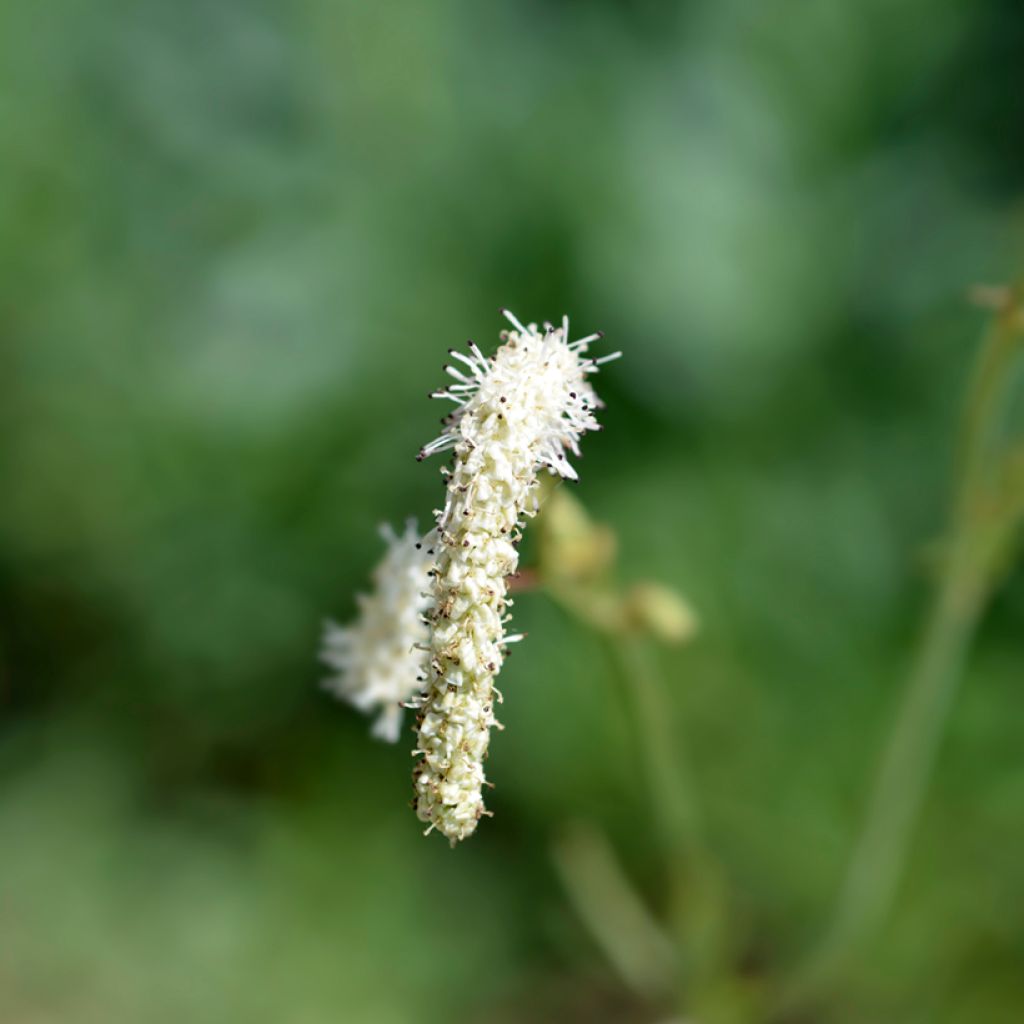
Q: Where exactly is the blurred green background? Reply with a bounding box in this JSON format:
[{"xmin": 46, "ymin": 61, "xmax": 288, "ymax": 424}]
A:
[{"xmin": 1, "ymin": 1, "xmax": 1022, "ymax": 1021}]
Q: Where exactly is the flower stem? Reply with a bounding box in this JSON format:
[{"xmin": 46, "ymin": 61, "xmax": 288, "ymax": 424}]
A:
[
  {"xmin": 783, "ymin": 291, "xmax": 1024, "ymax": 1006},
  {"xmin": 606, "ymin": 636, "xmax": 729, "ymax": 1014},
  {"xmin": 800, "ymin": 551, "xmax": 985, "ymax": 987},
  {"xmin": 609, "ymin": 637, "xmax": 704, "ymax": 852},
  {"xmin": 552, "ymin": 821, "xmax": 676, "ymax": 1001}
]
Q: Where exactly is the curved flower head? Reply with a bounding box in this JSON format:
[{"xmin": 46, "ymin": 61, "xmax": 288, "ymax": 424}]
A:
[
  {"xmin": 419, "ymin": 310, "xmax": 619, "ymax": 480},
  {"xmin": 321, "ymin": 519, "xmax": 432, "ymax": 742},
  {"xmin": 413, "ymin": 311, "xmax": 619, "ymax": 843}
]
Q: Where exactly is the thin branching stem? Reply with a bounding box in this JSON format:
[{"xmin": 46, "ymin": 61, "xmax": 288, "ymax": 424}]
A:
[
  {"xmin": 606, "ymin": 636, "xmax": 730, "ymax": 1016},
  {"xmin": 609, "ymin": 637, "xmax": 704, "ymax": 854},
  {"xmin": 782, "ymin": 290, "xmax": 1024, "ymax": 1010}
]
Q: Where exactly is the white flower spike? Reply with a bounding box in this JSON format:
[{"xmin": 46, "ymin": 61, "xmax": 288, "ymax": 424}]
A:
[
  {"xmin": 321, "ymin": 519, "xmax": 433, "ymax": 743},
  {"xmin": 412, "ymin": 310, "xmax": 619, "ymax": 843}
]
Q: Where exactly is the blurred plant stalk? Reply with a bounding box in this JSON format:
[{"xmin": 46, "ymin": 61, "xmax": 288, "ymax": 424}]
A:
[
  {"xmin": 552, "ymin": 821, "xmax": 677, "ymax": 1002},
  {"xmin": 785, "ymin": 284, "xmax": 1024, "ymax": 1008},
  {"xmin": 531, "ymin": 485, "xmax": 741, "ymax": 1020}
]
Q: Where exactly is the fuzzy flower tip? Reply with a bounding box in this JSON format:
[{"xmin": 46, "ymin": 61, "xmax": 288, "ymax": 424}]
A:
[
  {"xmin": 412, "ymin": 310, "xmax": 620, "ymax": 843},
  {"xmin": 321, "ymin": 519, "xmax": 433, "ymax": 743}
]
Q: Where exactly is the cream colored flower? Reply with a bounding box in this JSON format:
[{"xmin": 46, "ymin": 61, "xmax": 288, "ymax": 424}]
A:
[
  {"xmin": 321, "ymin": 520, "xmax": 432, "ymax": 742},
  {"xmin": 412, "ymin": 311, "xmax": 619, "ymax": 843}
]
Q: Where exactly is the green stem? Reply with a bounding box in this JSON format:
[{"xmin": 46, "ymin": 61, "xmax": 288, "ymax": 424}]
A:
[
  {"xmin": 552, "ymin": 821, "xmax": 677, "ymax": 1001},
  {"xmin": 606, "ymin": 637, "xmax": 729, "ymax": 1014},
  {"xmin": 799, "ymin": 551, "xmax": 985, "ymax": 987},
  {"xmin": 609, "ymin": 637, "xmax": 704, "ymax": 854},
  {"xmin": 782, "ymin": 293, "xmax": 1024, "ymax": 1009}
]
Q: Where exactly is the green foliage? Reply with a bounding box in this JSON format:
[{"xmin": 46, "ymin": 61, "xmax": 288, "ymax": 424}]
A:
[{"xmin": 1, "ymin": 1, "xmax": 1022, "ymax": 1021}]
